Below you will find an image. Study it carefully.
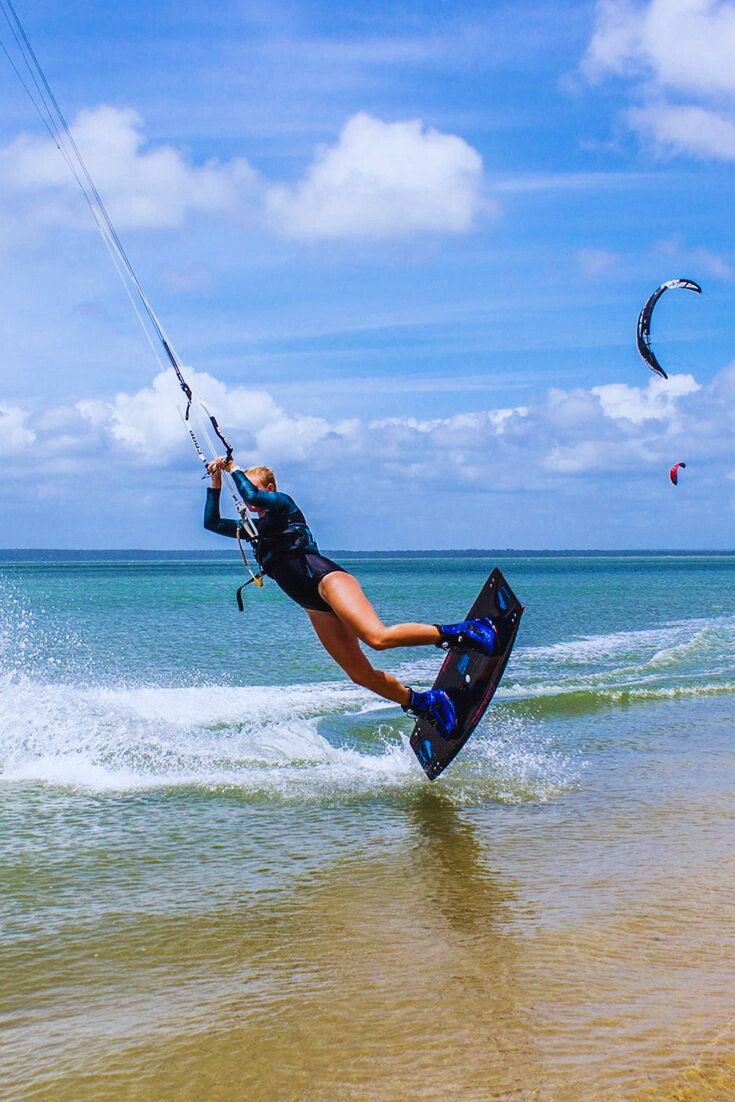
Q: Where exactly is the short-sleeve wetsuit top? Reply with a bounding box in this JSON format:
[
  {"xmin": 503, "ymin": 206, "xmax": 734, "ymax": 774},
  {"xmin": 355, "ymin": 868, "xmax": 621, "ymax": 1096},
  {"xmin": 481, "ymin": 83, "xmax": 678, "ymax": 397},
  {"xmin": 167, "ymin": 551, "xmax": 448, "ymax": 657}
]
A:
[{"xmin": 204, "ymin": 469, "xmax": 345, "ymax": 613}]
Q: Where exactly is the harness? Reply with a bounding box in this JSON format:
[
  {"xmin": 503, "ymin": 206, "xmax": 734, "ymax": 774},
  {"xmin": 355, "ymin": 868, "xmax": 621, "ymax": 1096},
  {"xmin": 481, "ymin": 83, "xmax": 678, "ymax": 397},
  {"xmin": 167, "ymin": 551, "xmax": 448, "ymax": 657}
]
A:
[
  {"xmin": 235, "ymin": 520, "xmax": 314, "ymax": 611},
  {"xmin": 255, "ymin": 524, "xmax": 312, "ymax": 569}
]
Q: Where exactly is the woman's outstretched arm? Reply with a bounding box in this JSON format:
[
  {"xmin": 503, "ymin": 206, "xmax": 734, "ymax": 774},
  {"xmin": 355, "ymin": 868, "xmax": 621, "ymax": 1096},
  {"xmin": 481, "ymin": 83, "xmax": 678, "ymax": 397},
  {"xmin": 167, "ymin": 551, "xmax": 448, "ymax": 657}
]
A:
[{"xmin": 203, "ymin": 466, "xmax": 240, "ymax": 538}]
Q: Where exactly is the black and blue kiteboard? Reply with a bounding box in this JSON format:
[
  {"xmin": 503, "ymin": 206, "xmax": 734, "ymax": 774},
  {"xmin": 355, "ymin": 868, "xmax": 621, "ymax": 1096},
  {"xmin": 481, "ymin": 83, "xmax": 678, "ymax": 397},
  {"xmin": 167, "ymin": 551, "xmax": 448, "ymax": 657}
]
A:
[{"xmin": 410, "ymin": 568, "xmax": 524, "ymax": 781}]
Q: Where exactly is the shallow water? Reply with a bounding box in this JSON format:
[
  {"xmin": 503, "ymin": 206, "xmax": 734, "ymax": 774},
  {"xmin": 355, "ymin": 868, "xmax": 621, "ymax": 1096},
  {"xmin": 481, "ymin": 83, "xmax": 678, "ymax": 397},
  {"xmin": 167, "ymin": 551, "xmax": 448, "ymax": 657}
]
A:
[{"xmin": 1, "ymin": 552, "xmax": 734, "ymax": 1099}]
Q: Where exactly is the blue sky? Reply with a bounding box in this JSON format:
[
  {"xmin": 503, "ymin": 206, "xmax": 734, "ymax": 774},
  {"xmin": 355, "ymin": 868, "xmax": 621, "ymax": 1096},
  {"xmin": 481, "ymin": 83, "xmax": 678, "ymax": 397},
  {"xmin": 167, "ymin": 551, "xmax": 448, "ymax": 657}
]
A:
[{"xmin": 0, "ymin": 0, "xmax": 733, "ymax": 549}]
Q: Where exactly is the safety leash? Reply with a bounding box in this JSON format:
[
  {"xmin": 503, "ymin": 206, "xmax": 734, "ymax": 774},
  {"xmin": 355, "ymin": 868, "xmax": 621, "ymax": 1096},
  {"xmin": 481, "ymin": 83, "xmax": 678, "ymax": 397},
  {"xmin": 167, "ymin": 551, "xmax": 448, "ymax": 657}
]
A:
[{"xmin": 235, "ymin": 527, "xmax": 264, "ymax": 611}]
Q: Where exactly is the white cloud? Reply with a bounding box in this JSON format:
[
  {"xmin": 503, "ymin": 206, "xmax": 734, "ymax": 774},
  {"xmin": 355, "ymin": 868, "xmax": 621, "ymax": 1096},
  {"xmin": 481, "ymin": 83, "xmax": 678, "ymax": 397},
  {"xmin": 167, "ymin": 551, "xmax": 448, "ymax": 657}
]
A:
[
  {"xmin": 582, "ymin": 0, "xmax": 735, "ymax": 161},
  {"xmin": 628, "ymin": 101, "xmax": 735, "ymax": 159},
  {"xmin": 371, "ymin": 408, "xmax": 528, "ymax": 436},
  {"xmin": 13, "ymin": 361, "xmax": 733, "ymax": 509},
  {"xmin": 265, "ymin": 112, "xmax": 486, "ymax": 241},
  {"xmin": 583, "ymin": 0, "xmax": 735, "ymax": 95},
  {"xmin": 546, "ymin": 387, "xmax": 602, "ymax": 431},
  {"xmin": 70, "ymin": 361, "xmax": 731, "ymax": 487},
  {"xmin": 0, "ymin": 106, "xmax": 258, "ymax": 229},
  {"xmin": 591, "ymin": 373, "xmax": 701, "ymax": 424},
  {"xmin": 582, "ymin": 0, "xmax": 640, "ymax": 83},
  {"xmin": 0, "ymin": 106, "xmax": 487, "ymax": 245},
  {"xmin": 544, "ymin": 440, "xmax": 611, "ymax": 474},
  {"xmin": 710, "ymin": 360, "xmax": 735, "ymax": 397},
  {"xmin": 67, "ymin": 371, "xmax": 536, "ymax": 491},
  {"xmin": 0, "ymin": 404, "xmax": 35, "ymax": 455},
  {"xmin": 537, "ymin": 370, "xmax": 714, "ymax": 474},
  {"xmin": 77, "ymin": 370, "xmax": 189, "ymax": 456},
  {"xmin": 254, "ymin": 413, "xmax": 360, "ymax": 462},
  {"xmin": 76, "ymin": 368, "xmax": 358, "ymax": 464}
]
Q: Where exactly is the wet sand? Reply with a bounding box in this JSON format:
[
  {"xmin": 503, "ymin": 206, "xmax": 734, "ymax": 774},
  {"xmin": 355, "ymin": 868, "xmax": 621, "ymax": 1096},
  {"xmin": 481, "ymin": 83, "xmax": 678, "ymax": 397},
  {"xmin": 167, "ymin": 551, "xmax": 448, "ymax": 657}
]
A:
[{"xmin": 2, "ymin": 697, "xmax": 735, "ymax": 1100}]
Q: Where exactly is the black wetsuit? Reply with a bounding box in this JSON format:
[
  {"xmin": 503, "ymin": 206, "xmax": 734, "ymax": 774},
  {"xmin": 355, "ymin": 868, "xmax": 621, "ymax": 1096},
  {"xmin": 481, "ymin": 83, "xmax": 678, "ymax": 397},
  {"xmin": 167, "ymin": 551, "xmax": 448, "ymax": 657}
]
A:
[{"xmin": 204, "ymin": 470, "xmax": 345, "ymax": 613}]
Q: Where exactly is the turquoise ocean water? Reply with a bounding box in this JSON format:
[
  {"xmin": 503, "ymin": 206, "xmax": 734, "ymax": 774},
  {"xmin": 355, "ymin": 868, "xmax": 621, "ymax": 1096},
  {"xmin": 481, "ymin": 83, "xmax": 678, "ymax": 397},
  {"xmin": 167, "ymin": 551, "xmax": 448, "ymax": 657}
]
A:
[{"xmin": 1, "ymin": 551, "xmax": 734, "ymax": 1099}]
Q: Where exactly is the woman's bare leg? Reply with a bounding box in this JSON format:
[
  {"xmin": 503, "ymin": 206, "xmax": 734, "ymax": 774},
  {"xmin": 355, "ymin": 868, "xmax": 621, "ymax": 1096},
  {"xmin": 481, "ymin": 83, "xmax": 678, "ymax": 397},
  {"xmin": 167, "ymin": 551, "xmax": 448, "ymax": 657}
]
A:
[
  {"xmin": 318, "ymin": 571, "xmax": 441, "ymax": 651},
  {"xmin": 307, "ymin": 609, "xmax": 411, "ymax": 707}
]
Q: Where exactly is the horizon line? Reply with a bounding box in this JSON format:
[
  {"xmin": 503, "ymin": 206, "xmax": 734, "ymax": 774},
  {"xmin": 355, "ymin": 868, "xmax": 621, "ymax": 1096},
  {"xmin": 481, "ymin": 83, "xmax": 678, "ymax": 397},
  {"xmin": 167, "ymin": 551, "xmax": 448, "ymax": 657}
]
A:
[{"xmin": 1, "ymin": 547, "xmax": 734, "ymax": 557}]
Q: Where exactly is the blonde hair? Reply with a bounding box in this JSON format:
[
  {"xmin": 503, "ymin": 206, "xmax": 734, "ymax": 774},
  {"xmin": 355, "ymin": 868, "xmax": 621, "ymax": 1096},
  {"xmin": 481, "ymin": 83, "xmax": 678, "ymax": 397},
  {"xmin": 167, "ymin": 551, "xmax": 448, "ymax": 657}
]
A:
[{"xmin": 245, "ymin": 464, "xmax": 276, "ymax": 488}]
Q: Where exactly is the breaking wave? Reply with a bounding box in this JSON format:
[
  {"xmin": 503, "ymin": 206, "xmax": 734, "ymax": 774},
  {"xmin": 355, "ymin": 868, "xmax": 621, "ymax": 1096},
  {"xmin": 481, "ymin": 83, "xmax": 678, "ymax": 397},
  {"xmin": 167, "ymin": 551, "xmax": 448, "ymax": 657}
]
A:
[{"xmin": 396, "ymin": 613, "xmax": 735, "ymax": 719}]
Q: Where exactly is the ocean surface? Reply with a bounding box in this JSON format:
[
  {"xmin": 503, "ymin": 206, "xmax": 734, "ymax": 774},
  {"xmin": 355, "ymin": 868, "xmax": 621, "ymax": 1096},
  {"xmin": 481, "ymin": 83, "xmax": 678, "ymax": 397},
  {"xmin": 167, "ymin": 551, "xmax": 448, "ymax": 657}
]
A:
[{"xmin": 1, "ymin": 551, "xmax": 734, "ymax": 1100}]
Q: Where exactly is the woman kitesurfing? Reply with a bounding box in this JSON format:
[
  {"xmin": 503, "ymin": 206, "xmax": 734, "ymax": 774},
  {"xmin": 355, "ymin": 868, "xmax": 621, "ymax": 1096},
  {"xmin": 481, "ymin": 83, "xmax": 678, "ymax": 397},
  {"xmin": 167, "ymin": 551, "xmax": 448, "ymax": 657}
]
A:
[
  {"xmin": 204, "ymin": 457, "xmax": 498, "ymax": 738},
  {"xmin": 0, "ymin": 0, "xmax": 501, "ymax": 744}
]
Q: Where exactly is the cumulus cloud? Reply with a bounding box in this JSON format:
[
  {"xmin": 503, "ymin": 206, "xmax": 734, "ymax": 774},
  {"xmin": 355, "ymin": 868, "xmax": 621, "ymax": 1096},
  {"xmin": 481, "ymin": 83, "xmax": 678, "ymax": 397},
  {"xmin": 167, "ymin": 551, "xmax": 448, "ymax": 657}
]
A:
[
  {"xmin": 583, "ymin": 0, "xmax": 735, "ymax": 94},
  {"xmin": 10, "ymin": 371, "xmax": 538, "ymax": 494},
  {"xmin": 1, "ymin": 106, "xmax": 488, "ymax": 245},
  {"xmin": 582, "ymin": 0, "xmax": 735, "ymax": 161},
  {"xmin": 544, "ymin": 440, "xmax": 615, "ymax": 474},
  {"xmin": 61, "ymin": 361, "xmax": 731, "ymax": 491},
  {"xmin": 591, "ymin": 373, "xmax": 700, "ymax": 424},
  {"xmin": 0, "ymin": 106, "xmax": 258, "ymax": 229},
  {"xmin": 0, "ymin": 404, "xmax": 35, "ymax": 455},
  {"xmin": 536, "ymin": 371, "xmax": 708, "ymax": 478},
  {"xmin": 628, "ymin": 101, "xmax": 735, "ymax": 159},
  {"xmin": 10, "ymin": 357, "xmax": 733, "ymax": 517},
  {"xmin": 266, "ymin": 112, "xmax": 486, "ymax": 241},
  {"xmin": 582, "ymin": 0, "xmax": 640, "ymax": 83},
  {"xmin": 76, "ymin": 368, "xmax": 358, "ymax": 464}
]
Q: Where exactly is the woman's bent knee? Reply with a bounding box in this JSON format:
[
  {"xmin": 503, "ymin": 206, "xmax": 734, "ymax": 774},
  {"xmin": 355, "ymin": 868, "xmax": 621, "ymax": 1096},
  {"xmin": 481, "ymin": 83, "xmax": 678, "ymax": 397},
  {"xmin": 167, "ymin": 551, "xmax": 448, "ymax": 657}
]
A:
[{"xmin": 363, "ymin": 629, "xmax": 390, "ymax": 651}]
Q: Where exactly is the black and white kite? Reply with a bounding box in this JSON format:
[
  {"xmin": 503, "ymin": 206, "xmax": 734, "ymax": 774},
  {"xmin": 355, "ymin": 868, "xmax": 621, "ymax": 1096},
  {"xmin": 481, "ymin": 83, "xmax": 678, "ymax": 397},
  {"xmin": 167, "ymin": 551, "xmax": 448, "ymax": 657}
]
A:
[{"xmin": 637, "ymin": 279, "xmax": 702, "ymax": 380}]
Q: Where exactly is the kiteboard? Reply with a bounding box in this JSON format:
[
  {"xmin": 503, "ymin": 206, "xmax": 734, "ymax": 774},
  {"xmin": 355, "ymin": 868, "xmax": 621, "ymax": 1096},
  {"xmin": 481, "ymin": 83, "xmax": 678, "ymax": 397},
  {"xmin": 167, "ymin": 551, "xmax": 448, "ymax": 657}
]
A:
[{"xmin": 410, "ymin": 568, "xmax": 524, "ymax": 781}]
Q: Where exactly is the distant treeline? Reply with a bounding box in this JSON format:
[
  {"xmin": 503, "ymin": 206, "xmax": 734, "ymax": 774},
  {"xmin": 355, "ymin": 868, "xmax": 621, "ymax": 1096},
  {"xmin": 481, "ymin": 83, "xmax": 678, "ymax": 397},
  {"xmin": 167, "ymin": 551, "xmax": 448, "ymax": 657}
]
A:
[{"xmin": 0, "ymin": 548, "xmax": 733, "ymax": 563}]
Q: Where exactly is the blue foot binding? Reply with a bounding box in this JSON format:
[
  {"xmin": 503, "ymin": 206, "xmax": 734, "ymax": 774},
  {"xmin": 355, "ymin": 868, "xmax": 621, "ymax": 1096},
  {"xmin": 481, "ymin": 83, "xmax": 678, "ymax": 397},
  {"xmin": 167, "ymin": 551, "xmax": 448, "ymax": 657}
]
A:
[
  {"xmin": 435, "ymin": 616, "xmax": 498, "ymax": 657},
  {"xmin": 403, "ymin": 688, "xmax": 457, "ymax": 739}
]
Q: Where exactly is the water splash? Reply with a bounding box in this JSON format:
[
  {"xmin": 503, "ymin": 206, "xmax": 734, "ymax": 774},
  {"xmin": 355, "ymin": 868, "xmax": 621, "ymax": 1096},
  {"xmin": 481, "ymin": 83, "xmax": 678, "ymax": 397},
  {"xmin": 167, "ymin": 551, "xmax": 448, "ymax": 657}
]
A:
[{"xmin": 0, "ymin": 671, "xmax": 575, "ymax": 804}]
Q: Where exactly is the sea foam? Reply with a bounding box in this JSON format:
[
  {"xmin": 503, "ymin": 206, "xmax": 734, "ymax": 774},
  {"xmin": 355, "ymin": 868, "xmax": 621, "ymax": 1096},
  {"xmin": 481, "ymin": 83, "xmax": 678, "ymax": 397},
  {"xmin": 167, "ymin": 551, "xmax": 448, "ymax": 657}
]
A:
[{"xmin": 0, "ymin": 669, "xmax": 577, "ymax": 803}]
